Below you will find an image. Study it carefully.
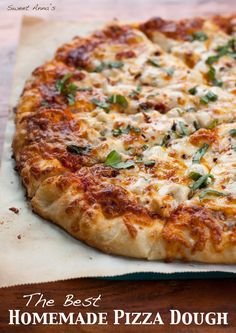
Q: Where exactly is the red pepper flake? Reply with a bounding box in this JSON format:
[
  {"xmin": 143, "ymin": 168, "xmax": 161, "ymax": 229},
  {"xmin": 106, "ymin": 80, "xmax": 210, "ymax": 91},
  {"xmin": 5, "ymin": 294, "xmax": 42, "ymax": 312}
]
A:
[{"xmin": 9, "ymin": 207, "xmax": 19, "ymax": 214}]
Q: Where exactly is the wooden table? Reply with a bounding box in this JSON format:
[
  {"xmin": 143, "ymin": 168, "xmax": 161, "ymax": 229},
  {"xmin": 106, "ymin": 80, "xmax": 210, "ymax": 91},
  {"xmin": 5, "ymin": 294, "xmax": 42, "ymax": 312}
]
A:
[{"xmin": 0, "ymin": 1, "xmax": 235, "ymax": 332}]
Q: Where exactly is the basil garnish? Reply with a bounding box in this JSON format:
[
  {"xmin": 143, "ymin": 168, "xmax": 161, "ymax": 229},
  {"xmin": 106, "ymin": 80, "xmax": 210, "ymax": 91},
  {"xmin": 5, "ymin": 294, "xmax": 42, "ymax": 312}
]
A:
[
  {"xmin": 189, "ymin": 174, "xmax": 214, "ymax": 191},
  {"xmin": 129, "ymin": 84, "xmax": 142, "ymax": 98},
  {"xmin": 67, "ymin": 145, "xmax": 90, "ymax": 155},
  {"xmin": 91, "ymin": 98, "xmax": 109, "ymax": 110},
  {"xmin": 94, "ymin": 61, "xmax": 124, "ymax": 72},
  {"xmin": 148, "ymin": 58, "xmax": 160, "ymax": 67},
  {"xmin": 199, "ymin": 189, "xmax": 227, "ymax": 200},
  {"xmin": 188, "ymin": 86, "xmax": 198, "ymax": 95},
  {"xmin": 205, "ymin": 38, "xmax": 236, "ymax": 65},
  {"xmin": 164, "ymin": 67, "xmax": 175, "ymax": 77},
  {"xmin": 207, "ymin": 119, "xmax": 219, "ymax": 130},
  {"xmin": 105, "ymin": 150, "xmax": 135, "ymax": 169},
  {"xmin": 178, "ymin": 121, "xmax": 189, "ymax": 137},
  {"xmin": 188, "ymin": 172, "xmax": 202, "ymax": 181},
  {"xmin": 107, "ymin": 94, "xmax": 128, "ymax": 108},
  {"xmin": 55, "ymin": 73, "xmax": 78, "ymax": 105},
  {"xmin": 193, "ymin": 143, "xmax": 209, "ymax": 164},
  {"xmin": 107, "ymin": 61, "xmax": 124, "ymax": 69},
  {"xmin": 191, "ymin": 31, "xmax": 208, "ymax": 41},
  {"xmin": 229, "ymin": 129, "xmax": 236, "ymax": 137},
  {"xmin": 144, "ymin": 160, "xmax": 156, "ymax": 167},
  {"xmin": 200, "ymin": 91, "xmax": 218, "ymax": 104},
  {"xmin": 207, "ymin": 67, "xmax": 223, "ymax": 87},
  {"xmin": 112, "ymin": 125, "xmax": 141, "ymax": 137}
]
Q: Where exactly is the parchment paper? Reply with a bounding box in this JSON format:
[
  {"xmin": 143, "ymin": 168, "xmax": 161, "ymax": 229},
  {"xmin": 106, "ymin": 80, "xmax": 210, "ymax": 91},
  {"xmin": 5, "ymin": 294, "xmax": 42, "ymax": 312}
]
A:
[{"xmin": 0, "ymin": 16, "xmax": 235, "ymax": 288}]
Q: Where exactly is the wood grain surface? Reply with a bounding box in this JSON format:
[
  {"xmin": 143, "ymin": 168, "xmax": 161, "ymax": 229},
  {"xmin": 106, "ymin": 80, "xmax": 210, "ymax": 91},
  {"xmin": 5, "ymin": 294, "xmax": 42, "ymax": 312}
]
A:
[
  {"xmin": 0, "ymin": 278, "xmax": 236, "ymax": 332},
  {"xmin": 0, "ymin": 1, "xmax": 236, "ymax": 332}
]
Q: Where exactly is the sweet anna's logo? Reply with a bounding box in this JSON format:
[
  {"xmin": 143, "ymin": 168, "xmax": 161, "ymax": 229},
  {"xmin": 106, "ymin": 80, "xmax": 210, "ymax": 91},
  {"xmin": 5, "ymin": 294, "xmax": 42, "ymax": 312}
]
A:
[{"xmin": 7, "ymin": 3, "xmax": 56, "ymax": 11}]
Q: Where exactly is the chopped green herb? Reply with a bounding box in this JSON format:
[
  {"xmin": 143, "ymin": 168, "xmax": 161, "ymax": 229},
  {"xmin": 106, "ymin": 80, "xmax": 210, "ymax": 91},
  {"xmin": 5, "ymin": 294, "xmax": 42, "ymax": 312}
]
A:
[
  {"xmin": 142, "ymin": 144, "xmax": 148, "ymax": 150},
  {"xmin": 193, "ymin": 143, "xmax": 209, "ymax": 164},
  {"xmin": 67, "ymin": 93, "xmax": 76, "ymax": 105},
  {"xmin": 108, "ymin": 94, "xmax": 128, "ymax": 108},
  {"xmin": 112, "ymin": 128, "xmax": 123, "ymax": 137},
  {"xmin": 229, "ymin": 129, "xmax": 236, "ymax": 137},
  {"xmin": 108, "ymin": 61, "xmax": 123, "ymax": 69},
  {"xmin": 133, "ymin": 127, "xmax": 141, "ymax": 133},
  {"xmin": 188, "ymin": 86, "xmax": 198, "ymax": 95},
  {"xmin": 205, "ymin": 55, "xmax": 220, "ymax": 65},
  {"xmin": 112, "ymin": 125, "xmax": 141, "ymax": 137},
  {"xmin": 232, "ymin": 144, "xmax": 236, "ymax": 152},
  {"xmin": 216, "ymin": 39, "xmax": 236, "ymax": 55},
  {"xmin": 105, "ymin": 150, "xmax": 135, "ymax": 169},
  {"xmin": 199, "ymin": 189, "xmax": 227, "ymax": 200},
  {"xmin": 205, "ymin": 39, "xmax": 236, "ymax": 65},
  {"xmin": 186, "ymin": 107, "xmax": 197, "ymax": 113},
  {"xmin": 193, "ymin": 120, "xmax": 201, "ymax": 131},
  {"xmin": 105, "ymin": 150, "xmax": 121, "ymax": 165},
  {"xmin": 178, "ymin": 121, "xmax": 189, "ymax": 137},
  {"xmin": 205, "ymin": 91, "xmax": 218, "ymax": 101},
  {"xmin": 129, "ymin": 84, "xmax": 142, "ymax": 98},
  {"xmin": 136, "ymin": 156, "xmax": 143, "ymax": 163},
  {"xmin": 41, "ymin": 100, "xmax": 49, "ymax": 107},
  {"xmin": 67, "ymin": 145, "xmax": 90, "ymax": 155},
  {"xmin": 189, "ymin": 174, "xmax": 214, "ymax": 191},
  {"xmin": 144, "ymin": 160, "xmax": 156, "ymax": 167},
  {"xmin": 207, "ymin": 66, "xmax": 223, "ymax": 87},
  {"xmin": 200, "ymin": 96, "xmax": 209, "ymax": 105},
  {"xmin": 55, "ymin": 74, "xmax": 78, "ymax": 105},
  {"xmin": 161, "ymin": 133, "xmax": 171, "ymax": 147},
  {"xmin": 55, "ymin": 73, "xmax": 73, "ymax": 93},
  {"xmin": 122, "ymin": 126, "xmax": 131, "ymax": 134},
  {"xmin": 77, "ymin": 87, "xmax": 93, "ymax": 92},
  {"xmin": 200, "ymin": 91, "xmax": 218, "ymax": 104},
  {"xmin": 207, "ymin": 119, "xmax": 219, "ymax": 129},
  {"xmin": 148, "ymin": 58, "xmax": 160, "ymax": 67},
  {"xmin": 164, "ymin": 67, "xmax": 175, "ymax": 77},
  {"xmin": 188, "ymin": 172, "xmax": 202, "ymax": 181},
  {"xmin": 91, "ymin": 98, "xmax": 109, "ymax": 110},
  {"xmin": 107, "ymin": 61, "xmax": 124, "ymax": 69},
  {"xmin": 94, "ymin": 61, "xmax": 124, "ymax": 72},
  {"xmin": 191, "ymin": 31, "xmax": 208, "ymax": 41},
  {"xmin": 94, "ymin": 62, "xmax": 106, "ymax": 72}
]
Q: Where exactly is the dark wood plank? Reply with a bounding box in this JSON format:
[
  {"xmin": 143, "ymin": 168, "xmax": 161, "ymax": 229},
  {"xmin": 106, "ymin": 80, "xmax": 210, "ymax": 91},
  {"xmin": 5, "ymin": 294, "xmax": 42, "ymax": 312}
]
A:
[{"xmin": 0, "ymin": 278, "xmax": 235, "ymax": 332}]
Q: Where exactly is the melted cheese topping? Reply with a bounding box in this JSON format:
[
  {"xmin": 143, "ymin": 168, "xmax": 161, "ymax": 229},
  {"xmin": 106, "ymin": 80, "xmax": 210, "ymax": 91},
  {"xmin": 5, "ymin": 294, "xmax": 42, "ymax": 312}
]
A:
[{"xmin": 14, "ymin": 17, "xmax": 236, "ymax": 229}]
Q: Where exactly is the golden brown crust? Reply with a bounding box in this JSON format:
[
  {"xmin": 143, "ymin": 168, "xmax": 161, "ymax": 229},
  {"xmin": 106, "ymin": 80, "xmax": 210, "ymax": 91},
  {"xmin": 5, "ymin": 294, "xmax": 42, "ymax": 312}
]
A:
[
  {"xmin": 140, "ymin": 17, "xmax": 205, "ymax": 41},
  {"xmin": 13, "ymin": 14, "xmax": 236, "ymax": 263}
]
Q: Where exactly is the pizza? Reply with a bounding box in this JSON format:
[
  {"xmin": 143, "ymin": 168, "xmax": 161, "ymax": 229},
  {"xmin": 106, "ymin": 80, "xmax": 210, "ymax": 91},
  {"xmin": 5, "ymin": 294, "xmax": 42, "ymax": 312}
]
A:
[{"xmin": 13, "ymin": 14, "xmax": 236, "ymax": 263}]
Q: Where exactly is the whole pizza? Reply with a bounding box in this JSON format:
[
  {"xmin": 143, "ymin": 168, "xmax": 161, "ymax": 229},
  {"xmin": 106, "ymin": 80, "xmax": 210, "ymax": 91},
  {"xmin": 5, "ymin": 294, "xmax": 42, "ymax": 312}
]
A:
[{"xmin": 13, "ymin": 15, "xmax": 236, "ymax": 263}]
